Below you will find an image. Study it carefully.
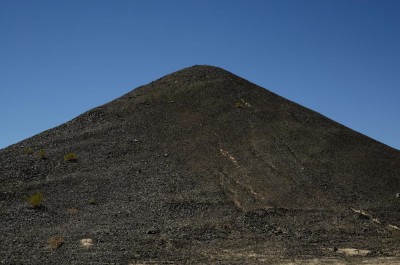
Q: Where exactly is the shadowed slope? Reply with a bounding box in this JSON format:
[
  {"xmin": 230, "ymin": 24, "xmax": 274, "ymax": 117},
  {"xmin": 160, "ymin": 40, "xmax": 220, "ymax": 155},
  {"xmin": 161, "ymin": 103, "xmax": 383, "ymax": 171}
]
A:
[{"xmin": 1, "ymin": 65, "xmax": 399, "ymax": 264}]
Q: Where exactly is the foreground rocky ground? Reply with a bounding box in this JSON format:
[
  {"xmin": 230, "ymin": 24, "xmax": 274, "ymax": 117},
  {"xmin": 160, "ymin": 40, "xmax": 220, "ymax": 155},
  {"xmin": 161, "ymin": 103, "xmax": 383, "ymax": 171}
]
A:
[{"xmin": 2, "ymin": 203, "xmax": 400, "ymax": 264}]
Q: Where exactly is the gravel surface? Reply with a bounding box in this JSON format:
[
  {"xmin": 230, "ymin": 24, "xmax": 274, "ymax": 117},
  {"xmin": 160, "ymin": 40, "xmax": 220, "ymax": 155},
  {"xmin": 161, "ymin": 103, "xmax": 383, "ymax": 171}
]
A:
[{"xmin": 1, "ymin": 65, "xmax": 399, "ymax": 264}]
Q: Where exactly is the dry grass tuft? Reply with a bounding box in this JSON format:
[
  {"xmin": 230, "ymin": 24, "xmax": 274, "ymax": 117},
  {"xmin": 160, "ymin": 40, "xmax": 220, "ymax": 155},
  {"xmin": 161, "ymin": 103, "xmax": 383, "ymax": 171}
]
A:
[
  {"xmin": 38, "ymin": 149, "xmax": 47, "ymax": 159},
  {"xmin": 26, "ymin": 192, "xmax": 44, "ymax": 209},
  {"xmin": 24, "ymin": 147, "xmax": 33, "ymax": 154},
  {"xmin": 67, "ymin": 208, "xmax": 79, "ymax": 215},
  {"xmin": 47, "ymin": 236, "xmax": 64, "ymax": 250},
  {"xmin": 64, "ymin": 152, "xmax": 78, "ymax": 162}
]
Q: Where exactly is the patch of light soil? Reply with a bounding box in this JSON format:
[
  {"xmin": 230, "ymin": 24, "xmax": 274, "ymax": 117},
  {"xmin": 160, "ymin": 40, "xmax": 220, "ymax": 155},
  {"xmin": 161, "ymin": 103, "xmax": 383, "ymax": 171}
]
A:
[
  {"xmin": 282, "ymin": 257, "xmax": 400, "ymax": 265},
  {"xmin": 388, "ymin": 224, "xmax": 400, "ymax": 231},
  {"xmin": 336, "ymin": 248, "xmax": 370, "ymax": 256},
  {"xmin": 351, "ymin": 208, "xmax": 381, "ymax": 224},
  {"xmin": 80, "ymin": 238, "xmax": 93, "ymax": 248}
]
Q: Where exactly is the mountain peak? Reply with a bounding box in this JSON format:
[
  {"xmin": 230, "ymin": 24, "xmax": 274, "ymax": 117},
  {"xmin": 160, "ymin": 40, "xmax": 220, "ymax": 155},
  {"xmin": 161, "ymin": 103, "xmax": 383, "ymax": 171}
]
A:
[
  {"xmin": 1, "ymin": 66, "xmax": 400, "ymax": 263},
  {"xmin": 155, "ymin": 65, "xmax": 239, "ymax": 84},
  {"xmin": 173, "ymin": 64, "xmax": 232, "ymax": 75}
]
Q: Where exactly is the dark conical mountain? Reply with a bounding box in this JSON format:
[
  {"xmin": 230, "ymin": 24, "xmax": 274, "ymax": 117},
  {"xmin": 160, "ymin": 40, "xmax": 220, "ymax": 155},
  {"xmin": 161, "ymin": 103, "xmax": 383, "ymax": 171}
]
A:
[{"xmin": 1, "ymin": 65, "xmax": 399, "ymax": 264}]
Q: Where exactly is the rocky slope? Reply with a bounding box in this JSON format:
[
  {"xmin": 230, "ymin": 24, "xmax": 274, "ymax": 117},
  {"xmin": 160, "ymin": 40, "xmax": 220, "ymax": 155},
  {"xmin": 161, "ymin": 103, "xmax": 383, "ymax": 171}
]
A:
[{"xmin": 1, "ymin": 65, "xmax": 399, "ymax": 264}]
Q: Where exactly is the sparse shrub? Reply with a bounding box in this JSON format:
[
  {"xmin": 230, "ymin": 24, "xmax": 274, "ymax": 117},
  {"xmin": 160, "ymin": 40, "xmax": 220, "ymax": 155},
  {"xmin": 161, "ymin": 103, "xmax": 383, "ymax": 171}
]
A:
[
  {"xmin": 235, "ymin": 101, "xmax": 245, "ymax": 109},
  {"xmin": 38, "ymin": 149, "xmax": 47, "ymax": 160},
  {"xmin": 47, "ymin": 236, "xmax": 64, "ymax": 249},
  {"xmin": 66, "ymin": 208, "xmax": 79, "ymax": 215},
  {"xmin": 64, "ymin": 152, "xmax": 78, "ymax": 162},
  {"xmin": 26, "ymin": 192, "xmax": 44, "ymax": 208},
  {"xmin": 24, "ymin": 147, "xmax": 33, "ymax": 154},
  {"xmin": 88, "ymin": 198, "xmax": 97, "ymax": 205}
]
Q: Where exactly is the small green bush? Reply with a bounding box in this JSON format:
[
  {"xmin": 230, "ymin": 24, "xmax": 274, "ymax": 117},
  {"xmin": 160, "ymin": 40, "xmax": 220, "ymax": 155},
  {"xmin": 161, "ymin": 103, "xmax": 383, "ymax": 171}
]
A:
[
  {"xmin": 24, "ymin": 147, "xmax": 34, "ymax": 154},
  {"xmin": 88, "ymin": 198, "xmax": 97, "ymax": 205},
  {"xmin": 235, "ymin": 101, "xmax": 245, "ymax": 109},
  {"xmin": 38, "ymin": 149, "xmax": 47, "ymax": 159},
  {"xmin": 27, "ymin": 192, "xmax": 44, "ymax": 208},
  {"xmin": 64, "ymin": 152, "xmax": 78, "ymax": 162}
]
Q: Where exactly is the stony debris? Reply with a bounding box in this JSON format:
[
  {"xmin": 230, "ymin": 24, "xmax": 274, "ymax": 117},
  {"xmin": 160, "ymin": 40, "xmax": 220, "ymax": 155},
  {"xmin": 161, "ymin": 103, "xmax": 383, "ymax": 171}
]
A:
[{"xmin": 0, "ymin": 65, "xmax": 399, "ymax": 264}]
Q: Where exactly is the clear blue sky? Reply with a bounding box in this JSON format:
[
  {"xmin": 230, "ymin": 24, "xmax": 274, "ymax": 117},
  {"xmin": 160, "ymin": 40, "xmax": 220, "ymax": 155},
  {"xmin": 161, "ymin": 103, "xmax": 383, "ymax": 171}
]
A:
[{"xmin": 1, "ymin": 0, "xmax": 399, "ymax": 150}]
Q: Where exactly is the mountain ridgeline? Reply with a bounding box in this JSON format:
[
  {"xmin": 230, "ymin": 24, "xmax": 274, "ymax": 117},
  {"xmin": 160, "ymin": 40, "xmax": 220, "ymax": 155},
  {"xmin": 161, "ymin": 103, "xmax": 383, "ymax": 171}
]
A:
[{"xmin": 1, "ymin": 65, "xmax": 399, "ymax": 264}]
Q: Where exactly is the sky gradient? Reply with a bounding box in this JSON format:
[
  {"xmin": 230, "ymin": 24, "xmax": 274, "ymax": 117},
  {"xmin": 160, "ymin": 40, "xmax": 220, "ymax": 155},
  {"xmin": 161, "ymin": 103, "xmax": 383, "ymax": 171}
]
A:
[{"xmin": 1, "ymin": 0, "xmax": 399, "ymax": 150}]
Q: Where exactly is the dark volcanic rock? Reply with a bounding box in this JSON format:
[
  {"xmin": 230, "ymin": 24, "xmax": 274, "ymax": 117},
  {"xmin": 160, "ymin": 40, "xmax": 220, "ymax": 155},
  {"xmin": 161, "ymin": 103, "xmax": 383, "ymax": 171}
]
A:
[{"xmin": 1, "ymin": 65, "xmax": 400, "ymax": 264}]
